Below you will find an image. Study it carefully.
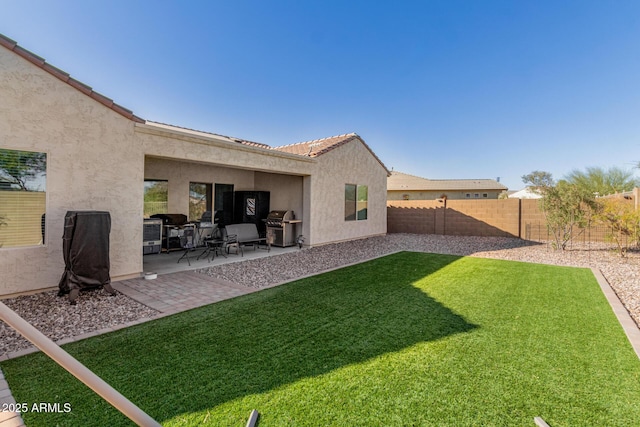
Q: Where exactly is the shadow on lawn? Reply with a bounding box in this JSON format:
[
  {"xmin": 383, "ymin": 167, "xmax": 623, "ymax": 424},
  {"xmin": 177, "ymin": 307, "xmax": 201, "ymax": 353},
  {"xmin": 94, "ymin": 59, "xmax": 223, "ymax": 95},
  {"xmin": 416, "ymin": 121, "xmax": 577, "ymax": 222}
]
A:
[
  {"xmin": 6, "ymin": 252, "xmax": 478, "ymax": 426},
  {"xmin": 143, "ymin": 252, "xmax": 478, "ymax": 422}
]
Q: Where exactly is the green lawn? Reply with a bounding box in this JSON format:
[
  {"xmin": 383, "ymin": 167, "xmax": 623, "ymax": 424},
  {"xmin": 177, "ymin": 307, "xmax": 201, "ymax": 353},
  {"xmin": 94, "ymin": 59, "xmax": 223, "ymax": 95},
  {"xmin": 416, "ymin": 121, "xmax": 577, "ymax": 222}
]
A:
[{"xmin": 3, "ymin": 252, "xmax": 640, "ymax": 426}]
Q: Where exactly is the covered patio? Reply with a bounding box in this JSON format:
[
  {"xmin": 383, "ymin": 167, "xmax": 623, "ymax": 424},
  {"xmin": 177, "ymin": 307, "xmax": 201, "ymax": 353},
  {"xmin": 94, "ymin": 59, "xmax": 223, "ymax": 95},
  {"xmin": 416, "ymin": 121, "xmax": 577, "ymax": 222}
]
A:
[{"xmin": 141, "ymin": 151, "xmax": 308, "ymax": 278}]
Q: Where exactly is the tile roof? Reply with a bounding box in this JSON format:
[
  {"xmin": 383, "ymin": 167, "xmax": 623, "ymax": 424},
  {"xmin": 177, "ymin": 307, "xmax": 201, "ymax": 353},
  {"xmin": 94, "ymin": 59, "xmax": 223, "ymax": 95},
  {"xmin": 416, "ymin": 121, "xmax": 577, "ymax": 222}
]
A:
[
  {"xmin": 0, "ymin": 33, "xmax": 144, "ymax": 123},
  {"xmin": 274, "ymin": 133, "xmax": 360, "ymax": 157},
  {"xmin": 388, "ymin": 171, "xmax": 508, "ymax": 191},
  {"xmin": 145, "ymin": 125, "xmax": 389, "ymax": 173},
  {"xmin": 144, "ymin": 121, "xmax": 273, "ymax": 149},
  {"xmin": 274, "ymin": 133, "xmax": 390, "ymax": 174}
]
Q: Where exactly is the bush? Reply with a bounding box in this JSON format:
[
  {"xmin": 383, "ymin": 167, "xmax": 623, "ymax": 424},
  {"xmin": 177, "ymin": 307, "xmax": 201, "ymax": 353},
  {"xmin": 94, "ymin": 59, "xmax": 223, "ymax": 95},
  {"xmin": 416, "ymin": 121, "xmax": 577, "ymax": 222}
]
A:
[
  {"xmin": 539, "ymin": 181, "xmax": 597, "ymax": 250},
  {"xmin": 595, "ymin": 197, "xmax": 640, "ymax": 256}
]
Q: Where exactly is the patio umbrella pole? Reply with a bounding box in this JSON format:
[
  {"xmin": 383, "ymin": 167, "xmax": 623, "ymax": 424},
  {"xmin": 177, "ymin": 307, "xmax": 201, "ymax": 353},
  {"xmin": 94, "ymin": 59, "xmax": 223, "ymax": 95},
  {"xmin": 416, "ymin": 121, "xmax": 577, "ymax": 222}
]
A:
[{"xmin": 0, "ymin": 301, "xmax": 161, "ymax": 427}]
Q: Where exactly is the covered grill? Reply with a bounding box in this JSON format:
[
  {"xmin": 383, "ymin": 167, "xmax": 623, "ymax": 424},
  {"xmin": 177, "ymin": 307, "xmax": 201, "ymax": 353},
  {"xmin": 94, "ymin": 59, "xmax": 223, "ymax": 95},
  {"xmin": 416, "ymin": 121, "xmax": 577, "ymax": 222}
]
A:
[
  {"xmin": 58, "ymin": 211, "xmax": 116, "ymax": 304},
  {"xmin": 266, "ymin": 210, "xmax": 298, "ymax": 247}
]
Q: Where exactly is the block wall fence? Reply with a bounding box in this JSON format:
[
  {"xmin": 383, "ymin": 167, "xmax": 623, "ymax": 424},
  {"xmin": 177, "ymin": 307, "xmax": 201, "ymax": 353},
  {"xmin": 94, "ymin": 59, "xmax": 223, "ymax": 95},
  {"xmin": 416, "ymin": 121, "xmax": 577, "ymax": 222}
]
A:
[{"xmin": 387, "ymin": 190, "xmax": 639, "ymax": 242}]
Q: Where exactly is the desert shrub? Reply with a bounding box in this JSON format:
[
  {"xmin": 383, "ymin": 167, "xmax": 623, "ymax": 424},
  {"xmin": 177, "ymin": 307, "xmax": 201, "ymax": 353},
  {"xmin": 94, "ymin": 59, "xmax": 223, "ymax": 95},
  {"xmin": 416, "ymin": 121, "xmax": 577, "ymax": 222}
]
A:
[{"xmin": 595, "ymin": 197, "xmax": 640, "ymax": 256}]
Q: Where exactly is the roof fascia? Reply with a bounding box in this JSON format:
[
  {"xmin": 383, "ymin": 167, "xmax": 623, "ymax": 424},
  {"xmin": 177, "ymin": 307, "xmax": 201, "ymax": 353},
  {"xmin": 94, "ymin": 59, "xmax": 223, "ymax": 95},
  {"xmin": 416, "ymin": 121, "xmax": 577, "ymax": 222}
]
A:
[{"xmin": 135, "ymin": 122, "xmax": 317, "ymax": 164}]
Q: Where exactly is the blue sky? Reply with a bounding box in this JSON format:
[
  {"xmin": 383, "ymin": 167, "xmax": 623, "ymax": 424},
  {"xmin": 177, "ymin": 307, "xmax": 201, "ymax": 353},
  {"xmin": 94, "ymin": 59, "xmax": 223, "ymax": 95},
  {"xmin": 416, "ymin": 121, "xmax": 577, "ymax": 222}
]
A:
[{"xmin": 2, "ymin": 0, "xmax": 639, "ymax": 190}]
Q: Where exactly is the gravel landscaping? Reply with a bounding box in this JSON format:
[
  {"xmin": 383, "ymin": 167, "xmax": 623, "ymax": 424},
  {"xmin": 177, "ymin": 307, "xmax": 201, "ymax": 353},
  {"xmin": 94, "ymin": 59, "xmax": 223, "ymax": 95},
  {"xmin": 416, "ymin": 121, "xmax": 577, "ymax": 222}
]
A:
[
  {"xmin": 0, "ymin": 289, "xmax": 158, "ymax": 357},
  {"xmin": 2, "ymin": 234, "xmax": 639, "ymax": 357}
]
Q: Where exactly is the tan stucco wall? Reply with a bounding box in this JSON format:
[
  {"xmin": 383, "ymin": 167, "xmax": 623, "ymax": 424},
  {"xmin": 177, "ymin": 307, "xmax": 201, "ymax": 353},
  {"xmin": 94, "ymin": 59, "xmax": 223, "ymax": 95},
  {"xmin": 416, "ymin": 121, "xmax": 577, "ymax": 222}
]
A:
[
  {"xmin": 388, "ymin": 190, "xmax": 503, "ymax": 200},
  {"xmin": 307, "ymin": 141, "xmax": 387, "ymax": 245},
  {"xmin": 145, "ymin": 157, "xmax": 255, "ymax": 218},
  {"xmin": 0, "ymin": 46, "xmax": 143, "ymax": 295},
  {"xmin": 254, "ymin": 172, "xmax": 304, "ymax": 220}
]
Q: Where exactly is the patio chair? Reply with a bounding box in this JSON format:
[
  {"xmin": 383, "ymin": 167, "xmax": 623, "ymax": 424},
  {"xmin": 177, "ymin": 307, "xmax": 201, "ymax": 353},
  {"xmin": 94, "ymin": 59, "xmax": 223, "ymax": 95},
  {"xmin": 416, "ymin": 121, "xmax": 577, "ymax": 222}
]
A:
[
  {"xmin": 198, "ymin": 225, "xmax": 227, "ymax": 262},
  {"xmin": 225, "ymin": 233, "xmax": 241, "ymax": 256},
  {"xmin": 177, "ymin": 225, "xmax": 196, "ymax": 265},
  {"xmin": 216, "ymin": 226, "xmax": 240, "ymax": 256}
]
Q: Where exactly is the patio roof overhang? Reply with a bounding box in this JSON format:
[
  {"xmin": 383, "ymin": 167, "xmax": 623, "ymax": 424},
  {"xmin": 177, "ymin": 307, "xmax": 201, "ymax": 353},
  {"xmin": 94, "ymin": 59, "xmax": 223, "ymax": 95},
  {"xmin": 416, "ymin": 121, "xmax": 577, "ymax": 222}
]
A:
[{"xmin": 135, "ymin": 122, "xmax": 316, "ymax": 175}]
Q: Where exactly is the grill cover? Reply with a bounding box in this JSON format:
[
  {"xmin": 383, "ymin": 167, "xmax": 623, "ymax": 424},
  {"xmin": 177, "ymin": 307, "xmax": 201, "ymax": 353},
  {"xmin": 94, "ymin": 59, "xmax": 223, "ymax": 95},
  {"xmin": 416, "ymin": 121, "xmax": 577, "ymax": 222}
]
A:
[{"xmin": 58, "ymin": 211, "xmax": 115, "ymax": 304}]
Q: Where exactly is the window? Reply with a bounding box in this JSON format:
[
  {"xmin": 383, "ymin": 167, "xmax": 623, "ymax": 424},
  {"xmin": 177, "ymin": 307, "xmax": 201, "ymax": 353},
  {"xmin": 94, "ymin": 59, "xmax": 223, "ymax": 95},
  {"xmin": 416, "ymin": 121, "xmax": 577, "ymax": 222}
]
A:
[
  {"xmin": 0, "ymin": 148, "xmax": 46, "ymax": 248},
  {"xmin": 144, "ymin": 180, "xmax": 168, "ymax": 218},
  {"xmin": 474, "ymin": 193, "xmax": 479, "ymax": 198},
  {"xmin": 189, "ymin": 182, "xmax": 212, "ymax": 221},
  {"xmin": 465, "ymin": 193, "xmax": 471, "ymax": 198},
  {"xmin": 357, "ymin": 185, "xmax": 368, "ymax": 220},
  {"xmin": 483, "ymin": 193, "xmax": 488, "ymax": 198},
  {"xmin": 345, "ymin": 184, "xmax": 368, "ymax": 221}
]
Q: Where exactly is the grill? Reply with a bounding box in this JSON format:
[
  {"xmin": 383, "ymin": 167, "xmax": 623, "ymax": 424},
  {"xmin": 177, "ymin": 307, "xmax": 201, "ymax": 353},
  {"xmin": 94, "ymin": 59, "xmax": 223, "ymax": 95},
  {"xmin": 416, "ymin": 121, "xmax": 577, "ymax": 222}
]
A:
[{"xmin": 266, "ymin": 210, "xmax": 297, "ymax": 247}]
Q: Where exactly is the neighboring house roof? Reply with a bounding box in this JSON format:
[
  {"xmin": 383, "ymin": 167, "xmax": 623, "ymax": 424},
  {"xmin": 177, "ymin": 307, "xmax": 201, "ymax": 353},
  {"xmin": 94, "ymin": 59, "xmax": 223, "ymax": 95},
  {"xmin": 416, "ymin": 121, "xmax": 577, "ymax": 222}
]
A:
[
  {"xmin": 274, "ymin": 133, "xmax": 390, "ymax": 175},
  {"xmin": 508, "ymin": 187, "xmax": 542, "ymax": 199},
  {"xmin": 0, "ymin": 33, "xmax": 145, "ymax": 123},
  {"xmin": 388, "ymin": 171, "xmax": 507, "ymax": 192}
]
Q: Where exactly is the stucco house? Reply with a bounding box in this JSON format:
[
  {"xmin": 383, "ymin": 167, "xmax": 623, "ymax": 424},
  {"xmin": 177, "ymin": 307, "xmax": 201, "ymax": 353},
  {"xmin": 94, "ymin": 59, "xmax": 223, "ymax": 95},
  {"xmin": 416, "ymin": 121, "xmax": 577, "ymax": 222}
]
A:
[
  {"xmin": 387, "ymin": 171, "xmax": 507, "ymax": 201},
  {"xmin": 0, "ymin": 34, "xmax": 389, "ymax": 296}
]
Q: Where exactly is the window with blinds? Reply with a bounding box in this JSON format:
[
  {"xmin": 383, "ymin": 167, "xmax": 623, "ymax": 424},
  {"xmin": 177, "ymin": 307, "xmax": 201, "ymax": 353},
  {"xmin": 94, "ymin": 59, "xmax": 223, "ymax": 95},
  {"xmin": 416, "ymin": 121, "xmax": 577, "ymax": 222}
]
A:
[{"xmin": 0, "ymin": 148, "xmax": 47, "ymax": 248}]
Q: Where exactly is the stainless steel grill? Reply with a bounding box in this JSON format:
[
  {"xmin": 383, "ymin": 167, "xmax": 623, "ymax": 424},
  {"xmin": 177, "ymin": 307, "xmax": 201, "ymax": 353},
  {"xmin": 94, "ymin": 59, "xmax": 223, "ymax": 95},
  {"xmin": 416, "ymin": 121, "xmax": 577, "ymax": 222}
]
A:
[{"xmin": 266, "ymin": 210, "xmax": 297, "ymax": 247}]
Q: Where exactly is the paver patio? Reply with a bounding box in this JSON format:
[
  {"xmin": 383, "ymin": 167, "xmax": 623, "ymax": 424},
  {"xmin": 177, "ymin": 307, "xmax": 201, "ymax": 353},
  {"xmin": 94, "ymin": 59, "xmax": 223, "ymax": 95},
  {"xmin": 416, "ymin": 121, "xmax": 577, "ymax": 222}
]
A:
[{"xmin": 112, "ymin": 271, "xmax": 256, "ymax": 315}]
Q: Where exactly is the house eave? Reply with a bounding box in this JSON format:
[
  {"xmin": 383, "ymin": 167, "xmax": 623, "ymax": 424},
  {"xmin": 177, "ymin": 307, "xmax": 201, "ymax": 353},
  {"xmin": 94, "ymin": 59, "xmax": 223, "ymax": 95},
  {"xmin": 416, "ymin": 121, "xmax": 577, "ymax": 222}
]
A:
[{"xmin": 135, "ymin": 122, "xmax": 317, "ymax": 164}]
